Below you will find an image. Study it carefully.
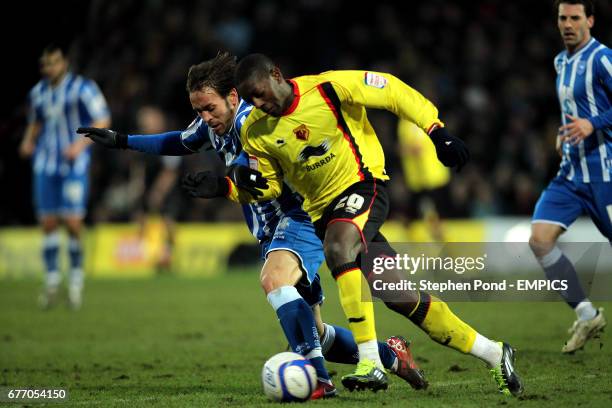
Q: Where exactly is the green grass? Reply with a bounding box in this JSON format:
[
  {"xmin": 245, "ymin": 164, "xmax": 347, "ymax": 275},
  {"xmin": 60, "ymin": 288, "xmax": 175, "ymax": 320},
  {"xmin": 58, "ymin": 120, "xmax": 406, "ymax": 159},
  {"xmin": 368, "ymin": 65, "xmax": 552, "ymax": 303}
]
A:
[{"xmin": 1, "ymin": 272, "xmax": 610, "ymax": 407}]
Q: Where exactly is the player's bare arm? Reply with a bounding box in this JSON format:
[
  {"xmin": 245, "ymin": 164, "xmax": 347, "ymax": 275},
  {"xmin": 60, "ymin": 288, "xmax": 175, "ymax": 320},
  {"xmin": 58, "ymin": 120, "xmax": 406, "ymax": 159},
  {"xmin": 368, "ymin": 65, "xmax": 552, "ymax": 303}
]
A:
[{"xmin": 18, "ymin": 122, "xmax": 42, "ymax": 158}]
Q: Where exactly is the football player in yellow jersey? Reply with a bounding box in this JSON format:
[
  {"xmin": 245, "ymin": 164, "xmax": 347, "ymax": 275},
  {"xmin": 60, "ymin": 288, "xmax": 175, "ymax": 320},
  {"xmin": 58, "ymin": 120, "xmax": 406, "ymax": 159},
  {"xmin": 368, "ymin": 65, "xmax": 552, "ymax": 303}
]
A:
[
  {"xmin": 398, "ymin": 119, "xmax": 452, "ymax": 242},
  {"xmin": 205, "ymin": 53, "xmax": 522, "ymax": 395}
]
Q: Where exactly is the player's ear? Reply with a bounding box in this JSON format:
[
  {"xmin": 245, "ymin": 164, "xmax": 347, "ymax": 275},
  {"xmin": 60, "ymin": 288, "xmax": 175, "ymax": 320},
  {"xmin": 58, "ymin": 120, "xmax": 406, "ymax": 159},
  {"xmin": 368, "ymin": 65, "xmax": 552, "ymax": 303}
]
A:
[
  {"xmin": 228, "ymin": 88, "xmax": 239, "ymax": 106},
  {"xmin": 271, "ymin": 66, "xmax": 283, "ymax": 83},
  {"xmin": 587, "ymin": 15, "xmax": 594, "ymax": 29}
]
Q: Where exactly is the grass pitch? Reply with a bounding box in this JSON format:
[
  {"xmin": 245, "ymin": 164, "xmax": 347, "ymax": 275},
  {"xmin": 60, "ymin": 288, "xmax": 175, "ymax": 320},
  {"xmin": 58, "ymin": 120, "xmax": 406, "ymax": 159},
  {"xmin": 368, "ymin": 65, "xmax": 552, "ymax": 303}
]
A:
[{"xmin": 1, "ymin": 272, "xmax": 610, "ymax": 407}]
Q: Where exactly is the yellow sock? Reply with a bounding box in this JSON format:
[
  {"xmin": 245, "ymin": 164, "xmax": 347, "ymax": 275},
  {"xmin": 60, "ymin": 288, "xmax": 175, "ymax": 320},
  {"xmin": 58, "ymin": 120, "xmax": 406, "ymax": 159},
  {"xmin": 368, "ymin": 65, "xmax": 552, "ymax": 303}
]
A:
[
  {"xmin": 336, "ymin": 268, "xmax": 377, "ymax": 344},
  {"xmin": 420, "ymin": 295, "xmax": 477, "ymax": 353}
]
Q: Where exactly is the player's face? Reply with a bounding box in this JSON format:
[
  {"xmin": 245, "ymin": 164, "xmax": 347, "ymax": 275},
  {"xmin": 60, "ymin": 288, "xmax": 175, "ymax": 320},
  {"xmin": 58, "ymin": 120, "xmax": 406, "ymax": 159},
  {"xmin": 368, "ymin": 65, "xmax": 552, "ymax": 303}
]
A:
[
  {"xmin": 190, "ymin": 87, "xmax": 239, "ymax": 135},
  {"xmin": 239, "ymin": 72, "xmax": 288, "ymax": 117},
  {"xmin": 557, "ymin": 3, "xmax": 593, "ymax": 52},
  {"xmin": 40, "ymin": 50, "xmax": 68, "ymax": 85}
]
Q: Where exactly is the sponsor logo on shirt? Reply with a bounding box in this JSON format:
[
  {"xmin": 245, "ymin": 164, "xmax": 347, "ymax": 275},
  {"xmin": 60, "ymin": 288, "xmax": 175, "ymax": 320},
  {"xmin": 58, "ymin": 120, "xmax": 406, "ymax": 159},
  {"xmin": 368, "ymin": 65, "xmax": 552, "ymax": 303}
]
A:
[
  {"xmin": 298, "ymin": 140, "xmax": 330, "ymax": 162},
  {"xmin": 305, "ymin": 153, "xmax": 336, "ymax": 172}
]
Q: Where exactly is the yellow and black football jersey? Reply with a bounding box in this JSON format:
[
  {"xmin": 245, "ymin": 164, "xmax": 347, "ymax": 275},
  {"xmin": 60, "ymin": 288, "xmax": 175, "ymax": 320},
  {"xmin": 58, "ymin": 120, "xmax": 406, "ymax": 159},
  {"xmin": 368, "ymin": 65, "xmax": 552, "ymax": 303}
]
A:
[{"xmin": 228, "ymin": 70, "xmax": 444, "ymax": 221}]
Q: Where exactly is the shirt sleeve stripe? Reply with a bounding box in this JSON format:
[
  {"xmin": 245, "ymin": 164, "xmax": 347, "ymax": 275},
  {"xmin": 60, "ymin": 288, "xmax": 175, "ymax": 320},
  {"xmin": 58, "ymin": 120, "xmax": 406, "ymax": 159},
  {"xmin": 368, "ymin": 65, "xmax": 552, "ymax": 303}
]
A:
[{"xmin": 317, "ymin": 82, "xmax": 371, "ymax": 181}]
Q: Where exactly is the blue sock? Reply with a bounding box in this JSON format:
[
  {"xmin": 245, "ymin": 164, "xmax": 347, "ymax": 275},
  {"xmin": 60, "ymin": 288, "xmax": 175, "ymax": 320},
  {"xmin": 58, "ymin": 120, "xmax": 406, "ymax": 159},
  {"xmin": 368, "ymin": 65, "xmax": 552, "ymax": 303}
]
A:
[
  {"xmin": 537, "ymin": 246, "xmax": 587, "ymax": 308},
  {"xmin": 43, "ymin": 232, "xmax": 60, "ymax": 272},
  {"xmin": 68, "ymin": 237, "xmax": 82, "ymax": 270},
  {"xmin": 321, "ymin": 324, "xmax": 397, "ymax": 370},
  {"xmin": 43, "ymin": 232, "xmax": 60, "ymax": 286},
  {"xmin": 268, "ymin": 286, "xmax": 329, "ymax": 382},
  {"xmin": 68, "ymin": 237, "xmax": 84, "ymax": 289}
]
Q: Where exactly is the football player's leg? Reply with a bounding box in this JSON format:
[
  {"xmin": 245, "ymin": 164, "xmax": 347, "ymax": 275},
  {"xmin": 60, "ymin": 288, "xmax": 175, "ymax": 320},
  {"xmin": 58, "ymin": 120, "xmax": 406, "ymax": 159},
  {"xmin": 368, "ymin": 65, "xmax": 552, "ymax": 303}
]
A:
[
  {"xmin": 318, "ymin": 181, "xmax": 395, "ymax": 390},
  {"xmin": 34, "ymin": 172, "xmax": 62, "ymax": 307},
  {"xmin": 325, "ymin": 221, "xmax": 389, "ymax": 391},
  {"xmin": 552, "ymin": 182, "xmax": 610, "ymax": 353},
  {"xmin": 62, "ymin": 174, "xmax": 89, "ymax": 309},
  {"xmin": 530, "ymin": 178, "xmax": 600, "ymax": 349},
  {"xmin": 64, "ymin": 215, "xmax": 84, "ymax": 309},
  {"xmin": 366, "ymin": 234, "xmax": 521, "ymax": 394},
  {"xmin": 310, "ymin": 292, "xmax": 394, "ymax": 374},
  {"xmin": 262, "ymin": 248, "xmax": 331, "ymax": 385},
  {"xmin": 530, "ymin": 222, "xmax": 591, "ymax": 309},
  {"xmin": 364, "ymin": 236, "xmax": 476, "ymax": 357},
  {"xmin": 298, "ymin": 280, "xmax": 338, "ymax": 399},
  {"xmin": 40, "ymin": 216, "xmax": 61, "ymax": 293},
  {"xmin": 309, "ymin": 301, "xmax": 396, "ymax": 371},
  {"xmin": 325, "ymin": 221, "xmax": 382, "ymax": 364}
]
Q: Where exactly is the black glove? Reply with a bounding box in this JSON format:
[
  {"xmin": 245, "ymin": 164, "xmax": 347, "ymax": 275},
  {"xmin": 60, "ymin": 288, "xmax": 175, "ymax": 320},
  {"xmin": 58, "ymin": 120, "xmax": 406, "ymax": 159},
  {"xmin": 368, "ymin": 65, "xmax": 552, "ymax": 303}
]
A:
[
  {"xmin": 429, "ymin": 127, "xmax": 470, "ymax": 171},
  {"xmin": 227, "ymin": 164, "xmax": 269, "ymax": 198},
  {"xmin": 76, "ymin": 127, "xmax": 127, "ymax": 149},
  {"xmin": 181, "ymin": 171, "xmax": 229, "ymax": 199}
]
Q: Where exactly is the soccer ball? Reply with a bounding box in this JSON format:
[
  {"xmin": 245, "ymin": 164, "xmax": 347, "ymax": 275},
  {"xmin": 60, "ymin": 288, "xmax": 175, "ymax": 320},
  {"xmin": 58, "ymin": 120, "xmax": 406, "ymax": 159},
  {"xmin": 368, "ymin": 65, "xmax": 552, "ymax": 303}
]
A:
[{"xmin": 261, "ymin": 352, "xmax": 317, "ymax": 402}]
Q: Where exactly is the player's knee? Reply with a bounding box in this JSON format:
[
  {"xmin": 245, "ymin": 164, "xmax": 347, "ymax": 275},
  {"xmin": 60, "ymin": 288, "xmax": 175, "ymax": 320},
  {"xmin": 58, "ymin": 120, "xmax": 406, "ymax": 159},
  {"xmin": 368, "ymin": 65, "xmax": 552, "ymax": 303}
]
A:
[
  {"xmin": 529, "ymin": 229, "xmax": 558, "ymax": 257},
  {"xmin": 260, "ymin": 266, "xmax": 300, "ymax": 294},
  {"xmin": 41, "ymin": 217, "xmax": 59, "ymax": 233},
  {"xmin": 64, "ymin": 219, "xmax": 83, "ymax": 238},
  {"xmin": 323, "ymin": 240, "xmax": 353, "ymax": 269}
]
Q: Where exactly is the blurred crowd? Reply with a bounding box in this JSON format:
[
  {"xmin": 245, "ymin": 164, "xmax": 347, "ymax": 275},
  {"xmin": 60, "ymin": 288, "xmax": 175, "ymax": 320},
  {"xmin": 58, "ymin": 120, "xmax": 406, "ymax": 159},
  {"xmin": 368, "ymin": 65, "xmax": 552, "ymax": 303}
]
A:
[{"xmin": 2, "ymin": 0, "xmax": 611, "ymax": 226}]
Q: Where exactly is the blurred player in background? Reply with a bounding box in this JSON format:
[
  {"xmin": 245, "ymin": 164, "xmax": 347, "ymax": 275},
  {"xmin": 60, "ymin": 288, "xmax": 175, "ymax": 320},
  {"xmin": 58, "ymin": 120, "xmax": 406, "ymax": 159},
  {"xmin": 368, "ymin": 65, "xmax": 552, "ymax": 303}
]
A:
[
  {"xmin": 18, "ymin": 44, "xmax": 110, "ymax": 309},
  {"xmin": 225, "ymin": 54, "xmax": 521, "ymax": 396},
  {"xmin": 398, "ymin": 119, "xmax": 451, "ymax": 241},
  {"xmin": 78, "ymin": 53, "xmax": 427, "ymax": 399},
  {"xmin": 134, "ymin": 106, "xmax": 182, "ymax": 273},
  {"xmin": 529, "ymin": 0, "xmax": 609, "ymax": 354}
]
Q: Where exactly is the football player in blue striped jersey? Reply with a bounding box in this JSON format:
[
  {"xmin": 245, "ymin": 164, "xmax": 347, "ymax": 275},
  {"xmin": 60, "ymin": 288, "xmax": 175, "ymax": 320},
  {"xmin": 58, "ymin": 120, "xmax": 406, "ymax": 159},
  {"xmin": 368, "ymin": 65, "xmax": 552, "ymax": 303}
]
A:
[
  {"xmin": 529, "ymin": 0, "xmax": 609, "ymax": 353},
  {"xmin": 19, "ymin": 44, "xmax": 111, "ymax": 309}
]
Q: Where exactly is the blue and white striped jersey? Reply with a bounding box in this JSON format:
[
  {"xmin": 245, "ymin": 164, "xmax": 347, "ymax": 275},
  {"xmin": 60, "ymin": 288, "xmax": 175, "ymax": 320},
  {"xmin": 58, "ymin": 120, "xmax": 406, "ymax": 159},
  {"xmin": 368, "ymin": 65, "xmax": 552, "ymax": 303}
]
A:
[
  {"xmin": 152, "ymin": 99, "xmax": 306, "ymax": 242},
  {"xmin": 555, "ymin": 37, "xmax": 612, "ymax": 183},
  {"xmin": 28, "ymin": 72, "xmax": 110, "ymax": 176}
]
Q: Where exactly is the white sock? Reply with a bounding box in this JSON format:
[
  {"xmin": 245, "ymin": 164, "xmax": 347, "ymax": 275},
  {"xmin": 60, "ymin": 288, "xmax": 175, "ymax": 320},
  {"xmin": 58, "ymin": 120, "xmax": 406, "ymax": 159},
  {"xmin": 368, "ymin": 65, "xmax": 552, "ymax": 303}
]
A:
[
  {"xmin": 70, "ymin": 268, "xmax": 84, "ymax": 291},
  {"xmin": 46, "ymin": 271, "xmax": 61, "ymax": 289},
  {"xmin": 575, "ymin": 300, "xmax": 597, "ymax": 321},
  {"xmin": 469, "ymin": 333, "xmax": 502, "ymax": 368},
  {"xmin": 357, "ymin": 339, "xmax": 384, "ymax": 370},
  {"xmin": 266, "ymin": 286, "xmax": 301, "ymax": 311}
]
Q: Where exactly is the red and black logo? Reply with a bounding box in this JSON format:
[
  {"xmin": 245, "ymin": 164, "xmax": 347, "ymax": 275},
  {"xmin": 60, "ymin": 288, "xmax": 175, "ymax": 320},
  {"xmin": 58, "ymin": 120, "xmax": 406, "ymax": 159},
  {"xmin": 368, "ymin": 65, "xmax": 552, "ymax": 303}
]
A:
[{"xmin": 293, "ymin": 124, "xmax": 310, "ymax": 141}]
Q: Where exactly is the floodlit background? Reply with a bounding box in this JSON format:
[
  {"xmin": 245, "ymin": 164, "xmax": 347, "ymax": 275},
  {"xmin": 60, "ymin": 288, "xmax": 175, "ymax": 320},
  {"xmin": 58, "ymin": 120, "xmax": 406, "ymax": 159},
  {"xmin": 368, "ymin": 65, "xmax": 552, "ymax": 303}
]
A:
[
  {"xmin": 1, "ymin": 0, "xmax": 610, "ymax": 276},
  {"xmin": 0, "ymin": 1, "xmax": 610, "ymax": 406}
]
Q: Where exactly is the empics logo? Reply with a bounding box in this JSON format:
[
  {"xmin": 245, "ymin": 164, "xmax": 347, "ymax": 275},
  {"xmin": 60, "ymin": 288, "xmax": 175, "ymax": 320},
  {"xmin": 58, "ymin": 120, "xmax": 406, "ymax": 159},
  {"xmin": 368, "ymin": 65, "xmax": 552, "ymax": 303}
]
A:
[
  {"xmin": 298, "ymin": 140, "xmax": 330, "ymax": 162},
  {"xmin": 293, "ymin": 124, "xmax": 310, "ymax": 141}
]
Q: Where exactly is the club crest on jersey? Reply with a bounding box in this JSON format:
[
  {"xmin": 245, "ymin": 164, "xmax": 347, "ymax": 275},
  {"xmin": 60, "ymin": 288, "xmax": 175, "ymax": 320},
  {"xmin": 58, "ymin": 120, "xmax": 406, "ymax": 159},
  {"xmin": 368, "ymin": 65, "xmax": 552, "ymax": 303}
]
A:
[
  {"xmin": 293, "ymin": 124, "xmax": 310, "ymax": 141},
  {"xmin": 577, "ymin": 61, "xmax": 586, "ymax": 75},
  {"xmin": 364, "ymin": 72, "xmax": 387, "ymax": 89},
  {"xmin": 248, "ymin": 155, "xmax": 259, "ymax": 170},
  {"xmin": 298, "ymin": 140, "xmax": 330, "ymax": 162}
]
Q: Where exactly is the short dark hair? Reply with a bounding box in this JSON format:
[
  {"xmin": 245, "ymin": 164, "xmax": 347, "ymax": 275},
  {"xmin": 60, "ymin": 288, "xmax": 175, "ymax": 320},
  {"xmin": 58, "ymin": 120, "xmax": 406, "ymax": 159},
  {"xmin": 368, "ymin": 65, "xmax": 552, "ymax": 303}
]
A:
[
  {"xmin": 234, "ymin": 53, "xmax": 275, "ymax": 87},
  {"xmin": 186, "ymin": 51, "xmax": 237, "ymax": 97},
  {"xmin": 554, "ymin": 0, "xmax": 595, "ymax": 17},
  {"xmin": 42, "ymin": 43, "xmax": 67, "ymax": 57}
]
